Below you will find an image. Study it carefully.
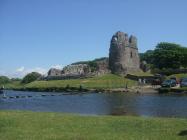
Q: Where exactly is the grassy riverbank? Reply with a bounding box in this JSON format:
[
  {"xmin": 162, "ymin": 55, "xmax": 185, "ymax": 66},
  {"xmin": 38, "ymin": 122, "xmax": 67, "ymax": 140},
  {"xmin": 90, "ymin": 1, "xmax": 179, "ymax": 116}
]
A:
[
  {"xmin": 27, "ymin": 74, "xmax": 136, "ymax": 89},
  {"xmin": 0, "ymin": 111, "xmax": 187, "ymax": 140},
  {"xmin": 2, "ymin": 73, "xmax": 187, "ymax": 93},
  {"xmin": 159, "ymin": 87, "xmax": 187, "ymax": 94},
  {"xmin": 2, "ymin": 74, "xmax": 138, "ymax": 91}
]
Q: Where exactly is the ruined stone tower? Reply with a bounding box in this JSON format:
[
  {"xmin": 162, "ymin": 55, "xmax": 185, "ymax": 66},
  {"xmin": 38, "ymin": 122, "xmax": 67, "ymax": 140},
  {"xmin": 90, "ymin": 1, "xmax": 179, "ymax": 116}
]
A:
[{"xmin": 109, "ymin": 31, "xmax": 140, "ymax": 75}]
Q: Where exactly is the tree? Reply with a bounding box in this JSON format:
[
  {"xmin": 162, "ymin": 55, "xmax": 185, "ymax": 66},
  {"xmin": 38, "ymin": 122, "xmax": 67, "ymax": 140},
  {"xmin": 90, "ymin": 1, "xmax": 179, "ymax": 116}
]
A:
[
  {"xmin": 140, "ymin": 50, "xmax": 154, "ymax": 64},
  {"xmin": 140, "ymin": 42, "xmax": 187, "ymax": 70},
  {"xmin": 180, "ymin": 47, "xmax": 187, "ymax": 68},
  {"xmin": 0, "ymin": 76, "xmax": 10, "ymax": 85},
  {"xmin": 11, "ymin": 78, "xmax": 22, "ymax": 81},
  {"xmin": 153, "ymin": 42, "xmax": 186, "ymax": 69},
  {"xmin": 88, "ymin": 61, "xmax": 97, "ymax": 72},
  {"xmin": 21, "ymin": 72, "xmax": 42, "ymax": 84}
]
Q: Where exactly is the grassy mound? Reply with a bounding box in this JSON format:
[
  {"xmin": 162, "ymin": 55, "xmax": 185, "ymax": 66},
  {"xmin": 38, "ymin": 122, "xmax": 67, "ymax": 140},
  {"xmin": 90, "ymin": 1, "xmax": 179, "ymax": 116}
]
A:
[
  {"xmin": 168, "ymin": 74, "xmax": 187, "ymax": 79},
  {"xmin": 25, "ymin": 74, "xmax": 137, "ymax": 90},
  {"xmin": 1, "ymin": 81, "xmax": 23, "ymax": 89},
  {"xmin": 0, "ymin": 111, "xmax": 187, "ymax": 140}
]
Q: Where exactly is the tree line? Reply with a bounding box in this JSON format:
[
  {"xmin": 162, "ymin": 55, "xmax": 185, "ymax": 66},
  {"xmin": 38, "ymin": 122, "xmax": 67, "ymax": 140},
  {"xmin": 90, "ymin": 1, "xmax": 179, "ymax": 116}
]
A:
[
  {"xmin": 140, "ymin": 42, "xmax": 187, "ymax": 70},
  {"xmin": 0, "ymin": 72, "xmax": 41, "ymax": 86}
]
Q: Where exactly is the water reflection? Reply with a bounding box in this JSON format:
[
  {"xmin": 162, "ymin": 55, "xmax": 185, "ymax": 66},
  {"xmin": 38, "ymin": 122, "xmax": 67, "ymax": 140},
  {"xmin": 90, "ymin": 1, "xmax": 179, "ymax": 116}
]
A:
[{"xmin": 0, "ymin": 90, "xmax": 187, "ymax": 118}]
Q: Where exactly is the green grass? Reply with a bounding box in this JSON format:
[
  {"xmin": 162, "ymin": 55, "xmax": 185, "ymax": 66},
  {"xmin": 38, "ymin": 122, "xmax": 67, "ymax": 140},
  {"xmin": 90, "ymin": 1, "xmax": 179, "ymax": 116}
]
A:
[
  {"xmin": 3, "ymin": 81, "xmax": 24, "ymax": 89},
  {"xmin": 168, "ymin": 73, "xmax": 187, "ymax": 79},
  {"xmin": 128, "ymin": 71, "xmax": 153, "ymax": 76},
  {"xmin": 0, "ymin": 81, "xmax": 24, "ymax": 90},
  {"xmin": 1, "ymin": 74, "xmax": 138, "ymax": 91},
  {"xmin": 25, "ymin": 74, "xmax": 137, "ymax": 90},
  {"xmin": 159, "ymin": 87, "xmax": 187, "ymax": 93},
  {"xmin": 0, "ymin": 111, "xmax": 187, "ymax": 140}
]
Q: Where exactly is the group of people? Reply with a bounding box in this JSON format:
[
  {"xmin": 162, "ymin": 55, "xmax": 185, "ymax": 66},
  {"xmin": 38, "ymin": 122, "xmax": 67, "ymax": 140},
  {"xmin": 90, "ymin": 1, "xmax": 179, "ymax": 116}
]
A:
[
  {"xmin": 0, "ymin": 86, "xmax": 4, "ymax": 94},
  {"xmin": 138, "ymin": 78, "xmax": 146, "ymax": 86},
  {"xmin": 0, "ymin": 85, "xmax": 4, "ymax": 90}
]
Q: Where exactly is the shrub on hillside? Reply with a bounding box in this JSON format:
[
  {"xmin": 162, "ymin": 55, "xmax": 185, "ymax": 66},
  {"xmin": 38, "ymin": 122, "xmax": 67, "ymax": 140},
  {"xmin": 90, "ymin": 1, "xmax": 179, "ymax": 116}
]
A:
[
  {"xmin": 22, "ymin": 72, "xmax": 42, "ymax": 84},
  {"xmin": 0, "ymin": 76, "xmax": 10, "ymax": 85}
]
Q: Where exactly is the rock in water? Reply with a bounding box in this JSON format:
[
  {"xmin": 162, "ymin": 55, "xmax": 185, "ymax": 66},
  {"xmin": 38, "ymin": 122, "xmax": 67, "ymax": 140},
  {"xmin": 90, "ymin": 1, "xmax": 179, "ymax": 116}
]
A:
[{"xmin": 109, "ymin": 31, "xmax": 140, "ymax": 75}]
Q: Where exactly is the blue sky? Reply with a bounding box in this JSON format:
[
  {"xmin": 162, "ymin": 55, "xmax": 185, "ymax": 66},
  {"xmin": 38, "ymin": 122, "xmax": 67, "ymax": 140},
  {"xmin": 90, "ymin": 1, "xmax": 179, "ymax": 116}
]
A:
[{"xmin": 1, "ymin": 0, "xmax": 187, "ymax": 77}]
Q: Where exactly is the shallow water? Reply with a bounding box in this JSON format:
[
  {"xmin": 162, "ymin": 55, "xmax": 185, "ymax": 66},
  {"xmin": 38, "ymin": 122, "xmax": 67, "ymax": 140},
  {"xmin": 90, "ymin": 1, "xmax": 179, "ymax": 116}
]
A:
[{"xmin": 0, "ymin": 90, "xmax": 187, "ymax": 118}]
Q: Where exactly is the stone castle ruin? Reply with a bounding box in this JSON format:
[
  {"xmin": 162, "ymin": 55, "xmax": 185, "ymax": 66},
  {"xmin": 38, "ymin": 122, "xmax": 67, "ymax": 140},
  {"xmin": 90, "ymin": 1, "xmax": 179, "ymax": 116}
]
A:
[
  {"xmin": 46, "ymin": 31, "xmax": 140, "ymax": 79},
  {"xmin": 46, "ymin": 59, "xmax": 110, "ymax": 80},
  {"xmin": 47, "ymin": 64, "xmax": 91, "ymax": 80},
  {"xmin": 109, "ymin": 31, "xmax": 140, "ymax": 75}
]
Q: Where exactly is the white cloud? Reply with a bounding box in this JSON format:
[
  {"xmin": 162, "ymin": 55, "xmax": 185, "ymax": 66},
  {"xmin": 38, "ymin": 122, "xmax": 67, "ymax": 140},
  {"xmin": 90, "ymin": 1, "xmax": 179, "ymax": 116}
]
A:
[
  {"xmin": 51, "ymin": 64, "xmax": 63, "ymax": 69},
  {"xmin": 16, "ymin": 66, "xmax": 25, "ymax": 72},
  {"xmin": 0, "ymin": 70, "xmax": 6, "ymax": 76},
  {"xmin": 14, "ymin": 67, "xmax": 48, "ymax": 78},
  {"xmin": 27, "ymin": 67, "xmax": 47, "ymax": 75},
  {"xmin": 1, "ymin": 65, "xmax": 64, "ymax": 78}
]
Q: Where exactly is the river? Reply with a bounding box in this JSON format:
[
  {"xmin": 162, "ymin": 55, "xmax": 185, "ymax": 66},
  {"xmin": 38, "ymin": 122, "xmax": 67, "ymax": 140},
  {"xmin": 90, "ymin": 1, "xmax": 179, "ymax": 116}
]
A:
[{"xmin": 0, "ymin": 90, "xmax": 187, "ymax": 118}]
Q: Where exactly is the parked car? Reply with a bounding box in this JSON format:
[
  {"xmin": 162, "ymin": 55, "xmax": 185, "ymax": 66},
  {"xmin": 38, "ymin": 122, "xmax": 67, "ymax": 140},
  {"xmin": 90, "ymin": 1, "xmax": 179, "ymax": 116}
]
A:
[
  {"xmin": 170, "ymin": 77, "xmax": 180, "ymax": 84},
  {"xmin": 161, "ymin": 79, "xmax": 177, "ymax": 88},
  {"xmin": 180, "ymin": 78, "xmax": 187, "ymax": 87}
]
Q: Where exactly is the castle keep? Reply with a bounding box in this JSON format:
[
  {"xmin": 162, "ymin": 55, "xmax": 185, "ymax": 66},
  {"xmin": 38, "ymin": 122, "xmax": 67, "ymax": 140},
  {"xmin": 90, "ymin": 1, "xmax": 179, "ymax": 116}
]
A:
[
  {"xmin": 47, "ymin": 31, "xmax": 140, "ymax": 79},
  {"xmin": 109, "ymin": 31, "xmax": 140, "ymax": 75}
]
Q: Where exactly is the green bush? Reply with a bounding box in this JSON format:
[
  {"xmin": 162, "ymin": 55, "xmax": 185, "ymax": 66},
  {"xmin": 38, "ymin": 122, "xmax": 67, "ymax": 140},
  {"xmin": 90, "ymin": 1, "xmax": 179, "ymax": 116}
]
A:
[
  {"xmin": 21, "ymin": 72, "xmax": 42, "ymax": 84},
  {"xmin": 0, "ymin": 76, "xmax": 10, "ymax": 85},
  {"xmin": 141, "ymin": 42, "xmax": 187, "ymax": 69}
]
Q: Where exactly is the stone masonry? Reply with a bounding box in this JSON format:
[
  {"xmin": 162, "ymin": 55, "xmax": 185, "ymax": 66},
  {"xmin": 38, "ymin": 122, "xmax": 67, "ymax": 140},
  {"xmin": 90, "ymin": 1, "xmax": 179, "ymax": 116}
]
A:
[{"xmin": 109, "ymin": 31, "xmax": 140, "ymax": 75}]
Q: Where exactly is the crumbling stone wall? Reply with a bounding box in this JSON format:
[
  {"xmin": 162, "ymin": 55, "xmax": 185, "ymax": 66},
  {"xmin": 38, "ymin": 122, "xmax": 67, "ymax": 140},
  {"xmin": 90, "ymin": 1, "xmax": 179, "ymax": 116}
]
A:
[
  {"xmin": 48, "ymin": 68, "xmax": 62, "ymax": 76},
  {"xmin": 62, "ymin": 64, "xmax": 91, "ymax": 75}
]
